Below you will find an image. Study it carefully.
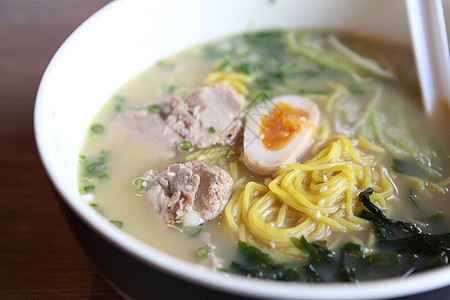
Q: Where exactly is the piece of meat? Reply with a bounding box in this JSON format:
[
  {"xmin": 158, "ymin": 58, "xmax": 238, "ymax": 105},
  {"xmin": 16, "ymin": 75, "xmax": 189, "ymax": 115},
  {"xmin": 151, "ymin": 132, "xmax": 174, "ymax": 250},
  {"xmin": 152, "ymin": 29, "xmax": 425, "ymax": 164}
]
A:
[
  {"xmin": 143, "ymin": 161, "xmax": 233, "ymax": 224},
  {"xmin": 109, "ymin": 85, "xmax": 245, "ymax": 158},
  {"xmin": 161, "ymin": 96, "xmax": 201, "ymax": 139},
  {"xmin": 183, "ymin": 84, "xmax": 245, "ymax": 148},
  {"xmin": 108, "ymin": 108, "xmax": 181, "ymax": 159},
  {"xmin": 161, "ymin": 84, "xmax": 245, "ymax": 148}
]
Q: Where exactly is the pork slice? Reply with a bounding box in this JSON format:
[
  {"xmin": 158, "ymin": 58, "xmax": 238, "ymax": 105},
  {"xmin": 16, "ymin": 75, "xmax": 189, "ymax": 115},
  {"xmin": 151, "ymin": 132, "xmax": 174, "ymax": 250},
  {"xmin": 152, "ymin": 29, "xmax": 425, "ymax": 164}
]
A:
[
  {"xmin": 189, "ymin": 161, "xmax": 234, "ymax": 220},
  {"xmin": 109, "ymin": 108, "xmax": 182, "ymax": 159},
  {"xmin": 146, "ymin": 163, "xmax": 200, "ymax": 223},
  {"xmin": 183, "ymin": 84, "xmax": 245, "ymax": 148},
  {"xmin": 162, "ymin": 96, "xmax": 200, "ymax": 139},
  {"xmin": 144, "ymin": 161, "xmax": 233, "ymax": 224}
]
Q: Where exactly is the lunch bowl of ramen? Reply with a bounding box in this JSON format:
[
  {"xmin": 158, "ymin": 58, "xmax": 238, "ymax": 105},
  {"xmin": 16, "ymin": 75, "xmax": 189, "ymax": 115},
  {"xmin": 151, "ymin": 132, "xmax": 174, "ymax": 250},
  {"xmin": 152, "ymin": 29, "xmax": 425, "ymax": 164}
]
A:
[{"xmin": 34, "ymin": 0, "xmax": 450, "ymax": 299}]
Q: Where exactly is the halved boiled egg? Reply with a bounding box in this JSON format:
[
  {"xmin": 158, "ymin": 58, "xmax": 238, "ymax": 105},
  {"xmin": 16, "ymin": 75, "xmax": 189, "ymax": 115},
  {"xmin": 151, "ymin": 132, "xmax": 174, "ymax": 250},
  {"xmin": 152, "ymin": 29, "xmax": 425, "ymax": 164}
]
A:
[{"xmin": 243, "ymin": 95, "xmax": 320, "ymax": 174}]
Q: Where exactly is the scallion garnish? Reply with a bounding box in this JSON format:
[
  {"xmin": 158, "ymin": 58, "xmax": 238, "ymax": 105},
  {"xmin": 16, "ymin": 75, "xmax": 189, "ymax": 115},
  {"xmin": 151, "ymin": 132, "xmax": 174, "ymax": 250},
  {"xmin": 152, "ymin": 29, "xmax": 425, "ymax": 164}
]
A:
[
  {"xmin": 80, "ymin": 185, "xmax": 95, "ymax": 194},
  {"xmin": 110, "ymin": 220, "xmax": 123, "ymax": 229},
  {"xmin": 90, "ymin": 123, "xmax": 104, "ymax": 134},
  {"xmin": 113, "ymin": 95, "xmax": 126, "ymax": 112},
  {"xmin": 147, "ymin": 104, "xmax": 160, "ymax": 114},
  {"xmin": 98, "ymin": 173, "xmax": 109, "ymax": 180},
  {"xmin": 197, "ymin": 246, "xmax": 212, "ymax": 259},
  {"xmin": 179, "ymin": 140, "xmax": 193, "ymax": 151},
  {"xmin": 134, "ymin": 178, "xmax": 147, "ymax": 191},
  {"xmin": 216, "ymin": 59, "xmax": 230, "ymax": 71},
  {"xmin": 224, "ymin": 149, "xmax": 231, "ymax": 159},
  {"xmin": 208, "ymin": 126, "xmax": 216, "ymax": 133}
]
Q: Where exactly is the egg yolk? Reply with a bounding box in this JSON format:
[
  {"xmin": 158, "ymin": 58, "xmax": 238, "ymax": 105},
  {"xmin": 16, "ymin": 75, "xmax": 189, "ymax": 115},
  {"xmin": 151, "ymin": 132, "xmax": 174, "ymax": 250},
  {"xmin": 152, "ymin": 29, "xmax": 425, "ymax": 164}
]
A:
[{"xmin": 260, "ymin": 102, "xmax": 310, "ymax": 151}]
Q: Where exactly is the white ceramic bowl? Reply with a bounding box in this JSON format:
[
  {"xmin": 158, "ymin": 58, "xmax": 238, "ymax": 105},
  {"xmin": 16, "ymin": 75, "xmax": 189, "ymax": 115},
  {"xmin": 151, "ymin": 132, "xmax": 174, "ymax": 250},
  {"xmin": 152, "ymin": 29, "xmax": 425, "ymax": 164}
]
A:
[{"xmin": 34, "ymin": 0, "xmax": 450, "ymax": 299}]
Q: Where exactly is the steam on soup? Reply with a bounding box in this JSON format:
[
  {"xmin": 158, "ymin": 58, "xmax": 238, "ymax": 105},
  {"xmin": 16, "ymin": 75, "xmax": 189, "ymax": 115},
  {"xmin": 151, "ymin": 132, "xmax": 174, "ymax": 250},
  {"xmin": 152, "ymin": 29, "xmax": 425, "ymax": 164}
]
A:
[{"xmin": 79, "ymin": 30, "xmax": 450, "ymax": 282}]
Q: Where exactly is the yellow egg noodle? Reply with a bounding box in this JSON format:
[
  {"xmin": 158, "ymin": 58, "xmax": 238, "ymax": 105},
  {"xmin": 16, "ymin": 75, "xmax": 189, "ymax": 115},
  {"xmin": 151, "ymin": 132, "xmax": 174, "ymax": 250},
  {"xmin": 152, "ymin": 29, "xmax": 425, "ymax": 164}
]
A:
[
  {"xmin": 224, "ymin": 134, "xmax": 395, "ymax": 259},
  {"xmin": 185, "ymin": 146, "xmax": 239, "ymax": 181},
  {"xmin": 203, "ymin": 71, "xmax": 253, "ymax": 95}
]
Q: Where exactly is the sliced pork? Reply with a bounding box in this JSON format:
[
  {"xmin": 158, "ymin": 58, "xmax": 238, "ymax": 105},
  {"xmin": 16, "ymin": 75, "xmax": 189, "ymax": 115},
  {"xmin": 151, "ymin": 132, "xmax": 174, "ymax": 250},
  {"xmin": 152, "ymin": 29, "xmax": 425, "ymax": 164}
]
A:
[
  {"xmin": 182, "ymin": 84, "xmax": 245, "ymax": 147},
  {"xmin": 109, "ymin": 85, "xmax": 245, "ymax": 158},
  {"xmin": 108, "ymin": 108, "xmax": 181, "ymax": 159},
  {"xmin": 143, "ymin": 161, "xmax": 233, "ymax": 224}
]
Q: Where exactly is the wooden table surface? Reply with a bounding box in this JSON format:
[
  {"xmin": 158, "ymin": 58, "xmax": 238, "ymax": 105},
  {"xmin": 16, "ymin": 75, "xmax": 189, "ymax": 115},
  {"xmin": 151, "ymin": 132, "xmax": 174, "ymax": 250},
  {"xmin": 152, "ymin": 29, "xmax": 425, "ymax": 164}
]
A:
[{"xmin": 1, "ymin": 1, "xmax": 450, "ymax": 299}]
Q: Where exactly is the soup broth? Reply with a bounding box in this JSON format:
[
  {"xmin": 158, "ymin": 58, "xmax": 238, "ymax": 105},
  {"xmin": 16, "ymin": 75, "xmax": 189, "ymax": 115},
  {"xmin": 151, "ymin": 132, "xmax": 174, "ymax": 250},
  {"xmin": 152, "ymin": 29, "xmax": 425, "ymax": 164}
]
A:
[{"xmin": 79, "ymin": 30, "xmax": 450, "ymax": 281}]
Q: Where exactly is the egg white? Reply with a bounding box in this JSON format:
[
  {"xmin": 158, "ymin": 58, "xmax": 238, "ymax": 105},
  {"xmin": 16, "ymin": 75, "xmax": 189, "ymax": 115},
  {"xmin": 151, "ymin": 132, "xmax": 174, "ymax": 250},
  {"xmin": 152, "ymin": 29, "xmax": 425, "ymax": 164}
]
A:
[{"xmin": 243, "ymin": 95, "xmax": 320, "ymax": 174}]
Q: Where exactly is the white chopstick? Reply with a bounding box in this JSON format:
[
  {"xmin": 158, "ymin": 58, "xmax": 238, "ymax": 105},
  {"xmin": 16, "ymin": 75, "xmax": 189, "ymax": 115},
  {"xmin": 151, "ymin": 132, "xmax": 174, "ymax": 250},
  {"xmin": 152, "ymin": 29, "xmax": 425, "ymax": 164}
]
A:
[{"xmin": 406, "ymin": 0, "xmax": 450, "ymax": 114}]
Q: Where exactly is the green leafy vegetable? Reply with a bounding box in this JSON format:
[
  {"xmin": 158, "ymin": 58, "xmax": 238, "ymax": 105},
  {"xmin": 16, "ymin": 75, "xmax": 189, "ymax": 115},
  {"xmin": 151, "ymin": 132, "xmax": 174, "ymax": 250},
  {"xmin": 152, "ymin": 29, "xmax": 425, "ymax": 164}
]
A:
[
  {"xmin": 228, "ymin": 241, "xmax": 301, "ymax": 281},
  {"xmin": 227, "ymin": 188, "xmax": 450, "ymax": 282},
  {"xmin": 290, "ymin": 236, "xmax": 334, "ymax": 263},
  {"xmin": 392, "ymin": 158, "xmax": 441, "ymax": 180},
  {"xmin": 358, "ymin": 187, "xmax": 421, "ymax": 239}
]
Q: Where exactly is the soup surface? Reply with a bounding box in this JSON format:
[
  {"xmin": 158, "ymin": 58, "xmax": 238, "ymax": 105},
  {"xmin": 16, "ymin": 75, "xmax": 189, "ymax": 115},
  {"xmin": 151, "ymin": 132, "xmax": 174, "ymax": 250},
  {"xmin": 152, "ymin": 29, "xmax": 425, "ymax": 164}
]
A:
[{"xmin": 79, "ymin": 30, "xmax": 450, "ymax": 282}]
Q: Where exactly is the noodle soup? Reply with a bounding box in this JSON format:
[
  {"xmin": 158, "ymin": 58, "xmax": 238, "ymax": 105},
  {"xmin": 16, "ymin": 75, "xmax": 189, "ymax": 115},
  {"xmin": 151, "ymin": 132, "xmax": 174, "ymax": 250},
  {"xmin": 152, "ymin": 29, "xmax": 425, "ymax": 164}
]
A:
[{"xmin": 79, "ymin": 30, "xmax": 450, "ymax": 282}]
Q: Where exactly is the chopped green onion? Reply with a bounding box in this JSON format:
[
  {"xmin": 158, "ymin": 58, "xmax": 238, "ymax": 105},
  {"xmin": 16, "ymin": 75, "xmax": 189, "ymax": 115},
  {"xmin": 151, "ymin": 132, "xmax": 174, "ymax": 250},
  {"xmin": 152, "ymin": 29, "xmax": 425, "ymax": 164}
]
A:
[
  {"xmin": 110, "ymin": 220, "xmax": 123, "ymax": 229},
  {"xmin": 208, "ymin": 126, "xmax": 216, "ymax": 133},
  {"xmin": 134, "ymin": 178, "xmax": 147, "ymax": 191},
  {"xmin": 86, "ymin": 162, "xmax": 107, "ymax": 176},
  {"xmin": 197, "ymin": 247, "xmax": 212, "ymax": 259},
  {"xmin": 88, "ymin": 202, "xmax": 105, "ymax": 215},
  {"xmin": 179, "ymin": 140, "xmax": 193, "ymax": 151},
  {"xmin": 80, "ymin": 185, "xmax": 95, "ymax": 194},
  {"xmin": 90, "ymin": 123, "xmax": 104, "ymax": 134},
  {"xmin": 113, "ymin": 95, "xmax": 126, "ymax": 112},
  {"xmin": 98, "ymin": 150, "xmax": 110, "ymax": 163},
  {"xmin": 238, "ymin": 62, "xmax": 255, "ymax": 75},
  {"xmin": 224, "ymin": 149, "xmax": 231, "ymax": 159},
  {"xmin": 147, "ymin": 104, "xmax": 160, "ymax": 114},
  {"xmin": 157, "ymin": 59, "xmax": 177, "ymax": 70},
  {"xmin": 98, "ymin": 173, "xmax": 109, "ymax": 180},
  {"xmin": 167, "ymin": 85, "xmax": 178, "ymax": 94},
  {"xmin": 216, "ymin": 59, "xmax": 231, "ymax": 71}
]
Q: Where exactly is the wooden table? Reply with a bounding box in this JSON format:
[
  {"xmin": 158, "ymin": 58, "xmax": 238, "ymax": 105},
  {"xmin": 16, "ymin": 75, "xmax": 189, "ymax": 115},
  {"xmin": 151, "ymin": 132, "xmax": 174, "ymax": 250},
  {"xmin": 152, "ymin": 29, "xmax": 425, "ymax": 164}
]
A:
[{"xmin": 1, "ymin": 1, "xmax": 450, "ymax": 299}]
